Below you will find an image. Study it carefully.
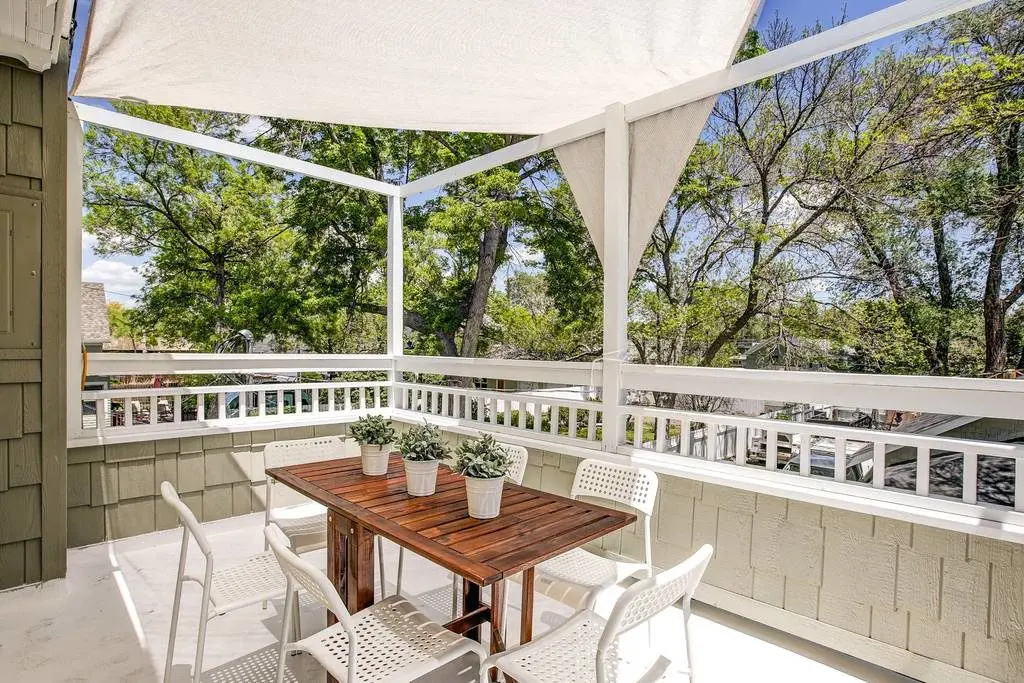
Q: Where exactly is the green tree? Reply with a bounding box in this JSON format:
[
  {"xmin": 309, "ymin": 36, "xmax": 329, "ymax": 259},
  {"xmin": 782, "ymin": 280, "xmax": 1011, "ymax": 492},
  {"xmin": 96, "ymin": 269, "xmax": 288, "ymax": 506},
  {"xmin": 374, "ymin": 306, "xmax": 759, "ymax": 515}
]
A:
[{"xmin": 84, "ymin": 103, "xmax": 294, "ymax": 349}]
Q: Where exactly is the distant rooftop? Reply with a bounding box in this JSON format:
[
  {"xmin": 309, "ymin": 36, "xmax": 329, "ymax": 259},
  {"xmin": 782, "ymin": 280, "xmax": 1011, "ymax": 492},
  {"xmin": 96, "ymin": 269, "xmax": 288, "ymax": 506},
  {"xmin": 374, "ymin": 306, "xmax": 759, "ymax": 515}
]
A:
[{"xmin": 80, "ymin": 282, "xmax": 111, "ymax": 345}]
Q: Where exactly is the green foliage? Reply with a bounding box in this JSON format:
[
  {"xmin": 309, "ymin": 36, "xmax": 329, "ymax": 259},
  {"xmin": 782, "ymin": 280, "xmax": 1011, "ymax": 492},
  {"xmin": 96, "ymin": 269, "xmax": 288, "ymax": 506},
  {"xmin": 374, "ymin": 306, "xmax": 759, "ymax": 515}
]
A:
[
  {"xmin": 349, "ymin": 414, "xmax": 395, "ymax": 446},
  {"xmin": 397, "ymin": 422, "xmax": 451, "ymax": 461},
  {"xmin": 453, "ymin": 434, "xmax": 510, "ymax": 479}
]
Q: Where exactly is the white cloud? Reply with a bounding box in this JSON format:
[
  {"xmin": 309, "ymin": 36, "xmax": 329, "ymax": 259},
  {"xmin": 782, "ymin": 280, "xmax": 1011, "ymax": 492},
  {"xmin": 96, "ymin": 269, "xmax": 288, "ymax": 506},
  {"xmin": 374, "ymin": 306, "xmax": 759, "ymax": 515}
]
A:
[
  {"xmin": 82, "ymin": 230, "xmax": 98, "ymax": 250},
  {"xmin": 82, "ymin": 260, "xmax": 144, "ymax": 299},
  {"xmin": 238, "ymin": 116, "xmax": 269, "ymax": 143}
]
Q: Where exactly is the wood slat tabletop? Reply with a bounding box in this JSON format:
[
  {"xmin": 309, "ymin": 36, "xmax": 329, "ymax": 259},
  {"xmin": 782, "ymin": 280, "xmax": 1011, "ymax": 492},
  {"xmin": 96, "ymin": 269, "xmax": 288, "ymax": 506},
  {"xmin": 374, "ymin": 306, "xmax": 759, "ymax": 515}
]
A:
[{"xmin": 267, "ymin": 454, "xmax": 636, "ymax": 586}]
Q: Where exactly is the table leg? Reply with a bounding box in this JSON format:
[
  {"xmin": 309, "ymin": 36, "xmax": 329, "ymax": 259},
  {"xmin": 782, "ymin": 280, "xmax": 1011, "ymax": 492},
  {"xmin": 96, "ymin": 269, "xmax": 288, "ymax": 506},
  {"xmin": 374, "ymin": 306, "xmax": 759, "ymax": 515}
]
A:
[
  {"xmin": 344, "ymin": 522, "xmax": 375, "ymax": 613},
  {"xmin": 462, "ymin": 579, "xmax": 482, "ymax": 642},
  {"xmin": 326, "ymin": 511, "xmax": 345, "ymax": 627},
  {"xmin": 520, "ymin": 567, "xmax": 534, "ymax": 644},
  {"xmin": 489, "ymin": 580, "xmax": 506, "ymax": 682}
]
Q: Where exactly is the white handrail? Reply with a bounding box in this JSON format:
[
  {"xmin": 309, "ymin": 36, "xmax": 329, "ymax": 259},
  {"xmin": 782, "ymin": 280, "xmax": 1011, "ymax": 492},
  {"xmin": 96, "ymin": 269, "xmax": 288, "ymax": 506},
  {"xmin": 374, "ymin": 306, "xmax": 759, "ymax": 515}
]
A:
[
  {"xmin": 395, "ymin": 356, "xmax": 598, "ymax": 386},
  {"xmin": 86, "ymin": 352, "xmax": 391, "ymax": 375},
  {"xmin": 621, "ymin": 363, "xmax": 1024, "ymax": 421}
]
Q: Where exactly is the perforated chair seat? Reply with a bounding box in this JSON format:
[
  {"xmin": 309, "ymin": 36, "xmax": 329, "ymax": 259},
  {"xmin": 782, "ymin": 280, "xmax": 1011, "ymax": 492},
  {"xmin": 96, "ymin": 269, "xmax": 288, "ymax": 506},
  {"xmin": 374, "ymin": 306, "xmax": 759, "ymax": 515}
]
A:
[
  {"xmin": 188, "ymin": 550, "xmax": 287, "ymax": 615},
  {"xmin": 531, "ymin": 547, "xmax": 650, "ymax": 610},
  {"xmin": 290, "ymin": 592, "xmax": 486, "ymax": 682},
  {"xmin": 269, "ymin": 502, "xmax": 328, "ymax": 554},
  {"xmin": 484, "ymin": 610, "xmax": 681, "ymax": 683}
]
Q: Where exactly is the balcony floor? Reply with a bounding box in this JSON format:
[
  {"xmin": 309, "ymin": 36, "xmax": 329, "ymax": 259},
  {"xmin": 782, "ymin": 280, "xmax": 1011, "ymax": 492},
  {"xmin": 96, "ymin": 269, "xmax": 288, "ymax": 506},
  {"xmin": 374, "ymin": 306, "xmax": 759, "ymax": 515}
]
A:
[{"xmin": 0, "ymin": 513, "xmax": 912, "ymax": 682}]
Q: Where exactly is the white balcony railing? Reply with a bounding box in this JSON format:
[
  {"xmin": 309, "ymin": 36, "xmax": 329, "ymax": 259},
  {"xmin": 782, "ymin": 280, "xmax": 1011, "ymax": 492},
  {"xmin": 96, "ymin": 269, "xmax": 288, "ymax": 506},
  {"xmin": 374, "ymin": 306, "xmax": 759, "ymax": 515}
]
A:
[{"xmin": 73, "ymin": 352, "xmax": 1024, "ymax": 540}]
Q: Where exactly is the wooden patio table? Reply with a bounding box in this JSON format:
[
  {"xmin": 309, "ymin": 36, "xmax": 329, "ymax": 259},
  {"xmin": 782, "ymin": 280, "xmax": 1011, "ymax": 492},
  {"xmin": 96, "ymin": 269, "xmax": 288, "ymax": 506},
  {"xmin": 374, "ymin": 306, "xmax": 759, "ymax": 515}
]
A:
[{"xmin": 266, "ymin": 453, "xmax": 636, "ymax": 667}]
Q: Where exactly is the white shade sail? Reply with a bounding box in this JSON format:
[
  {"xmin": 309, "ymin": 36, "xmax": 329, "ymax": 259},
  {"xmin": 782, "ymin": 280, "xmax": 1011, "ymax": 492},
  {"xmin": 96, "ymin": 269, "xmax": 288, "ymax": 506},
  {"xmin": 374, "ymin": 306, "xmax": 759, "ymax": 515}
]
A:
[{"xmin": 72, "ymin": 0, "xmax": 758, "ymax": 134}]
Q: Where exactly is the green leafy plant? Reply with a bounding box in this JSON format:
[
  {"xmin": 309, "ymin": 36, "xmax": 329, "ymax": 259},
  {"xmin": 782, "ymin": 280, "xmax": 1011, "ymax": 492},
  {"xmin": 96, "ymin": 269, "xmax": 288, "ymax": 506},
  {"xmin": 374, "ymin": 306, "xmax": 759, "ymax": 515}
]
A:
[
  {"xmin": 397, "ymin": 422, "xmax": 451, "ymax": 462},
  {"xmin": 349, "ymin": 414, "xmax": 395, "ymax": 446},
  {"xmin": 453, "ymin": 434, "xmax": 510, "ymax": 479}
]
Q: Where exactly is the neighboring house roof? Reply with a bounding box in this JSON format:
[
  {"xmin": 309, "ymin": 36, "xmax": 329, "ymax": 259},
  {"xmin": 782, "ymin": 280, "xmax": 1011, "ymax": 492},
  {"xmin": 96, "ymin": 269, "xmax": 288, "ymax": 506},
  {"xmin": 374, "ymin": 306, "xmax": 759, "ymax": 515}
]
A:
[{"xmin": 81, "ymin": 282, "xmax": 111, "ymax": 345}]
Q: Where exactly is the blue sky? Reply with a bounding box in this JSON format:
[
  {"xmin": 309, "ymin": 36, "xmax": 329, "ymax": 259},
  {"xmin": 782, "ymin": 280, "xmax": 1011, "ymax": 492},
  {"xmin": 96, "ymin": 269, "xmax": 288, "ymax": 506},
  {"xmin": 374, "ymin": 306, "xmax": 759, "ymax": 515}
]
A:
[{"xmin": 74, "ymin": 0, "xmax": 905, "ymax": 305}]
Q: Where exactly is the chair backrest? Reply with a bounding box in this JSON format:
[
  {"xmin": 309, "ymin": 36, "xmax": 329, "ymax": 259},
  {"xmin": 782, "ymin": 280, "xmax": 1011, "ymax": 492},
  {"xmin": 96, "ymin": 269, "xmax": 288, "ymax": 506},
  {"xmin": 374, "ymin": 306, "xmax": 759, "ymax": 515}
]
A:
[
  {"xmin": 571, "ymin": 459, "xmax": 659, "ymax": 517},
  {"xmin": 499, "ymin": 442, "xmax": 529, "ymax": 485},
  {"xmin": 263, "ymin": 435, "xmax": 348, "ymax": 471},
  {"xmin": 160, "ymin": 480, "xmax": 213, "ymax": 557},
  {"xmin": 264, "ymin": 525, "xmax": 355, "ymax": 633},
  {"xmin": 597, "ymin": 544, "xmax": 713, "ymax": 669}
]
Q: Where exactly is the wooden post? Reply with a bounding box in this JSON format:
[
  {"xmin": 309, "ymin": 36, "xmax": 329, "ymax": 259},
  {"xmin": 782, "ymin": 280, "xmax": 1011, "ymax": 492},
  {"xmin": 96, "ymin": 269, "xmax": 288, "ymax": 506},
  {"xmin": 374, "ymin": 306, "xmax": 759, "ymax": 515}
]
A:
[{"xmin": 602, "ymin": 103, "xmax": 629, "ymax": 452}]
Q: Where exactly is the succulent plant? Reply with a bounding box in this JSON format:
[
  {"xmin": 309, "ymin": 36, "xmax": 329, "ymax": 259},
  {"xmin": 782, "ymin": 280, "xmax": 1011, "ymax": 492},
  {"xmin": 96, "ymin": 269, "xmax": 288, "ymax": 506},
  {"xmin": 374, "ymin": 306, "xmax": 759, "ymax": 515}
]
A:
[
  {"xmin": 349, "ymin": 414, "xmax": 395, "ymax": 446},
  {"xmin": 397, "ymin": 422, "xmax": 451, "ymax": 461},
  {"xmin": 453, "ymin": 433, "xmax": 510, "ymax": 479}
]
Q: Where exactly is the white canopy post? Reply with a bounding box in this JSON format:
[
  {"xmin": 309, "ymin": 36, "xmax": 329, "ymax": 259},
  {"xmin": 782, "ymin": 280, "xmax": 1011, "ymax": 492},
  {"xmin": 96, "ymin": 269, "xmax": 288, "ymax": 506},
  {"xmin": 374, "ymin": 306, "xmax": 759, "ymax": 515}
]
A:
[
  {"xmin": 601, "ymin": 103, "xmax": 629, "ymax": 451},
  {"xmin": 386, "ymin": 195, "xmax": 404, "ymax": 407}
]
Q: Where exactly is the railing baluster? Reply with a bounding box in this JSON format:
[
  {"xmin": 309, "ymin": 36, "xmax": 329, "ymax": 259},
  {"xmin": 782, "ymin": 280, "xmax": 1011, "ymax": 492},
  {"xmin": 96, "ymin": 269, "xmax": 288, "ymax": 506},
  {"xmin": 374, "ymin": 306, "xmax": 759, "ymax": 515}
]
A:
[
  {"xmin": 375, "ymin": 386, "xmax": 382, "ymax": 410},
  {"xmin": 798, "ymin": 431, "xmax": 811, "ymax": 476},
  {"xmin": 550, "ymin": 404, "xmax": 559, "ymax": 435},
  {"xmin": 568, "ymin": 407, "xmax": 578, "ymax": 439},
  {"xmin": 218, "ymin": 392, "xmax": 227, "ymax": 420},
  {"xmin": 1015, "ymin": 457, "xmax": 1024, "ymax": 512},
  {"xmin": 126, "ymin": 398, "xmax": 134, "ymax": 428},
  {"xmin": 150, "ymin": 396, "xmax": 158, "ymax": 426},
  {"xmin": 277, "ymin": 389, "xmax": 285, "ymax": 416},
  {"xmin": 834, "ymin": 436, "xmax": 847, "ymax": 482},
  {"xmin": 963, "ymin": 451, "xmax": 978, "ymax": 505},
  {"xmin": 706, "ymin": 422, "xmax": 719, "ymax": 460},
  {"xmin": 96, "ymin": 398, "xmax": 107, "ymax": 430},
  {"xmin": 633, "ymin": 414, "xmax": 643, "ymax": 448},
  {"xmin": 532, "ymin": 401, "xmax": 541, "ymax": 432},
  {"xmin": 587, "ymin": 409, "xmax": 597, "ymax": 441},
  {"xmin": 517, "ymin": 401, "xmax": 525, "ymax": 429},
  {"xmin": 197, "ymin": 394, "xmax": 205, "ymax": 421},
  {"xmin": 654, "ymin": 417, "xmax": 665, "ymax": 452},
  {"xmin": 173, "ymin": 394, "xmax": 182, "ymax": 424},
  {"xmin": 735, "ymin": 426, "xmax": 747, "ymax": 465},
  {"xmin": 873, "ymin": 442, "xmax": 886, "ymax": 488},
  {"xmin": 359, "ymin": 386, "xmax": 366, "ymax": 410},
  {"xmin": 916, "ymin": 446, "xmax": 930, "ymax": 496},
  {"xmin": 680, "ymin": 419, "xmax": 691, "ymax": 457},
  {"xmin": 343, "ymin": 387, "xmax": 351, "ymax": 412},
  {"xmin": 766, "ymin": 430, "xmax": 778, "ymax": 470},
  {"xmin": 239, "ymin": 390, "xmax": 248, "ymax": 418},
  {"xmin": 326, "ymin": 388, "xmax": 334, "ymax": 412},
  {"xmin": 258, "ymin": 391, "xmax": 266, "ymax": 417},
  {"xmin": 505, "ymin": 398, "xmax": 512, "ymax": 428}
]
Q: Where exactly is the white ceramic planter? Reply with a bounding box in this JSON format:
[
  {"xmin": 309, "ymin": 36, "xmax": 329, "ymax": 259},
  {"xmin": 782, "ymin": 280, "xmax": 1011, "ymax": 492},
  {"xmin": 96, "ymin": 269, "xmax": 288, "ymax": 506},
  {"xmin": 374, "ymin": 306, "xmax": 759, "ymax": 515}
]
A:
[
  {"xmin": 404, "ymin": 459, "xmax": 440, "ymax": 496},
  {"xmin": 360, "ymin": 444, "xmax": 391, "ymax": 475},
  {"xmin": 465, "ymin": 476, "xmax": 504, "ymax": 519}
]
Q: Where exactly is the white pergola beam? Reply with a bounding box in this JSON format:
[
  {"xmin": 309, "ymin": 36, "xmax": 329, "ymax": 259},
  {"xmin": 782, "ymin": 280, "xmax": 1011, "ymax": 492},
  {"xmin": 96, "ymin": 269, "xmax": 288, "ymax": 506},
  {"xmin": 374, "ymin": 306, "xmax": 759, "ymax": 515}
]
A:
[
  {"xmin": 626, "ymin": 0, "xmax": 991, "ymax": 122},
  {"xmin": 73, "ymin": 102, "xmax": 400, "ymax": 196},
  {"xmin": 399, "ymin": 0, "xmax": 990, "ymax": 196},
  {"xmin": 400, "ymin": 113, "xmax": 603, "ymax": 197}
]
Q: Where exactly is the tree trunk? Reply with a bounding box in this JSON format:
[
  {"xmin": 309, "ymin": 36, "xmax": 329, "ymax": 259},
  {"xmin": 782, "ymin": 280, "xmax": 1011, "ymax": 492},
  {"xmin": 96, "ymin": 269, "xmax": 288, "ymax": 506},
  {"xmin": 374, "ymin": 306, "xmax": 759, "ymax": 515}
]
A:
[
  {"xmin": 983, "ymin": 122, "xmax": 1021, "ymax": 376},
  {"xmin": 459, "ymin": 220, "xmax": 508, "ymax": 357},
  {"xmin": 932, "ymin": 216, "xmax": 954, "ymax": 376}
]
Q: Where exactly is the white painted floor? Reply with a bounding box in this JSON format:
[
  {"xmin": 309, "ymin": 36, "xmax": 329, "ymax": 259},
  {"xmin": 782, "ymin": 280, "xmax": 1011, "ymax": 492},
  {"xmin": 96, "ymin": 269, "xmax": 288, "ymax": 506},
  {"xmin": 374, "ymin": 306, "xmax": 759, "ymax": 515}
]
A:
[{"xmin": 0, "ymin": 513, "xmax": 914, "ymax": 683}]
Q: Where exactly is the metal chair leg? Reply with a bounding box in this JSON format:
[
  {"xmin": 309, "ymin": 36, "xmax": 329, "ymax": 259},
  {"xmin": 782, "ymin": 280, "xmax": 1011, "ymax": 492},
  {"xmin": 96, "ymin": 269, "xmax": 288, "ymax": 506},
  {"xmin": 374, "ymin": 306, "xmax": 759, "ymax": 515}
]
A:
[
  {"xmin": 377, "ymin": 536, "xmax": 386, "ymax": 596},
  {"xmin": 396, "ymin": 546, "xmax": 405, "ymax": 596}
]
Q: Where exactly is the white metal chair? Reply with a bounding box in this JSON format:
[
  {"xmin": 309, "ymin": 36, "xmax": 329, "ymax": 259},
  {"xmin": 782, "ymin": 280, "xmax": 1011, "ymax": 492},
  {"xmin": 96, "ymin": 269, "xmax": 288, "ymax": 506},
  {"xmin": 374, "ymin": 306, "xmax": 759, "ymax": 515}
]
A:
[
  {"xmin": 264, "ymin": 435, "xmax": 388, "ymax": 594},
  {"xmin": 265, "ymin": 525, "xmax": 488, "ymax": 683},
  {"xmin": 161, "ymin": 481, "xmax": 291, "ymax": 683},
  {"xmin": 481, "ymin": 544, "xmax": 713, "ymax": 683},
  {"xmin": 525, "ymin": 458, "xmax": 660, "ymax": 612}
]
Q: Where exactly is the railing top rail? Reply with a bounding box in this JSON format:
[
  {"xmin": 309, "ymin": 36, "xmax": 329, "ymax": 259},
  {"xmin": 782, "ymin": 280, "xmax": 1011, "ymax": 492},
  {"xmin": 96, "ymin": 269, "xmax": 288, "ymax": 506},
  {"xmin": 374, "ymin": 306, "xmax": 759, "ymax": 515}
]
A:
[
  {"xmin": 397, "ymin": 381, "xmax": 599, "ymax": 410},
  {"xmin": 86, "ymin": 352, "xmax": 392, "ymax": 375},
  {"xmin": 395, "ymin": 355, "xmax": 599, "ymax": 386},
  {"xmin": 621, "ymin": 364, "xmax": 1024, "ymax": 421}
]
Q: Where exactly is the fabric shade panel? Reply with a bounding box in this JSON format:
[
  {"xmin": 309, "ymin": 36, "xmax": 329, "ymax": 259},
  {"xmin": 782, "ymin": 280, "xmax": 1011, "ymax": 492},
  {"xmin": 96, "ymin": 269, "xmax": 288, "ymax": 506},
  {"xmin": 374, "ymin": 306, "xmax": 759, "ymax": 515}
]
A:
[
  {"xmin": 554, "ymin": 96, "xmax": 717, "ymax": 279},
  {"xmin": 72, "ymin": 0, "xmax": 758, "ymax": 134}
]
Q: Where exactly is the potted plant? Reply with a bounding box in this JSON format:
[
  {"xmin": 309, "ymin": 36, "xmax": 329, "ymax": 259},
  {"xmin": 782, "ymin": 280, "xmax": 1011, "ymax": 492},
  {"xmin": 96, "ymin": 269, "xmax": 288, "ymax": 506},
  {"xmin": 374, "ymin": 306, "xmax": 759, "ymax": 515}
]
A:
[
  {"xmin": 397, "ymin": 422, "xmax": 451, "ymax": 496},
  {"xmin": 454, "ymin": 434, "xmax": 511, "ymax": 519},
  {"xmin": 349, "ymin": 414, "xmax": 395, "ymax": 475}
]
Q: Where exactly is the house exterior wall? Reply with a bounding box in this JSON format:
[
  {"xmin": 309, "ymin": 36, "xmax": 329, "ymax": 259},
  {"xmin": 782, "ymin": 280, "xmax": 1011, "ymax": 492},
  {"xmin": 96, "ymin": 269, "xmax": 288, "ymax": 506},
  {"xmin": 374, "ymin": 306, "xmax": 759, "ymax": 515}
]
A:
[
  {"xmin": 65, "ymin": 424, "xmax": 352, "ymax": 547},
  {"xmin": 0, "ymin": 47, "xmax": 67, "ymax": 590}
]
